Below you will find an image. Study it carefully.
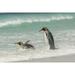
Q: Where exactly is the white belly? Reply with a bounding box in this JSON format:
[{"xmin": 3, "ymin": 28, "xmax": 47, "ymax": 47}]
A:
[
  {"xmin": 16, "ymin": 45, "xmax": 26, "ymax": 52},
  {"xmin": 43, "ymin": 32, "xmax": 49, "ymax": 49}
]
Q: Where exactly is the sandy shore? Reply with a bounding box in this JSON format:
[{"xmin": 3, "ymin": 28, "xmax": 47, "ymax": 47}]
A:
[{"xmin": 11, "ymin": 53, "xmax": 75, "ymax": 62}]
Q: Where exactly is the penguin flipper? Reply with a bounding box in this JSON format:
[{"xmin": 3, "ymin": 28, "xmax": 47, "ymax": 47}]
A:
[{"xmin": 25, "ymin": 40, "xmax": 30, "ymax": 44}]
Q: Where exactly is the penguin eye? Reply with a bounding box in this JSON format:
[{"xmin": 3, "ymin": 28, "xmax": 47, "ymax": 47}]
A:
[
  {"xmin": 18, "ymin": 42, "xmax": 21, "ymax": 45},
  {"xmin": 42, "ymin": 28, "xmax": 45, "ymax": 31}
]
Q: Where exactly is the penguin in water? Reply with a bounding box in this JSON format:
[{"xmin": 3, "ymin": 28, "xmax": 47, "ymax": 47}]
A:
[
  {"xmin": 40, "ymin": 27, "xmax": 56, "ymax": 50},
  {"xmin": 15, "ymin": 40, "xmax": 35, "ymax": 49}
]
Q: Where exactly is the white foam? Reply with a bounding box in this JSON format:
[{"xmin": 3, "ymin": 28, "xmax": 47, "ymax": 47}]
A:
[
  {"xmin": 0, "ymin": 15, "xmax": 74, "ymax": 27},
  {"xmin": 0, "ymin": 29, "xmax": 75, "ymax": 62},
  {"xmin": 0, "ymin": 48, "xmax": 75, "ymax": 62}
]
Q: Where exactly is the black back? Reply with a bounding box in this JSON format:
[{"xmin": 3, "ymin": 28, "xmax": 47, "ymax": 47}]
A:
[
  {"xmin": 46, "ymin": 29, "xmax": 55, "ymax": 49},
  {"xmin": 24, "ymin": 40, "xmax": 35, "ymax": 49}
]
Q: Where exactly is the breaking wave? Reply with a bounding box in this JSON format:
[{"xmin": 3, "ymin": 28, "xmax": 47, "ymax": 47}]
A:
[{"xmin": 0, "ymin": 15, "xmax": 74, "ymax": 27}]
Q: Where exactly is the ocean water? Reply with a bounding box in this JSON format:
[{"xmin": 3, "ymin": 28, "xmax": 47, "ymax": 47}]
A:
[{"xmin": 0, "ymin": 13, "xmax": 75, "ymax": 62}]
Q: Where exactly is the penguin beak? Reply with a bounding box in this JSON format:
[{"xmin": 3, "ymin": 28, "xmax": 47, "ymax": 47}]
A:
[
  {"xmin": 39, "ymin": 29, "xmax": 43, "ymax": 32},
  {"xmin": 14, "ymin": 43, "xmax": 18, "ymax": 44},
  {"xmin": 39, "ymin": 30, "xmax": 41, "ymax": 32}
]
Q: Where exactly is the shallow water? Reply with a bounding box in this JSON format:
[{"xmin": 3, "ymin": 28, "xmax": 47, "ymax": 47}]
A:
[{"xmin": 0, "ymin": 13, "xmax": 75, "ymax": 62}]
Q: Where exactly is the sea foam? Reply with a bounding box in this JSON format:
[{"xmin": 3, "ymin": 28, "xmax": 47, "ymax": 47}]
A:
[{"xmin": 0, "ymin": 15, "xmax": 74, "ymax": 27}]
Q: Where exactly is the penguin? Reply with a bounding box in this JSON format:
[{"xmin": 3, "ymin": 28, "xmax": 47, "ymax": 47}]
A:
[
  {"xmin": 15, "ymin": 40, "xmax": 35, "ymax": 49},
  {"xmin": 40, "ymin": 27, "xmax": 56, "ymax": 50}
]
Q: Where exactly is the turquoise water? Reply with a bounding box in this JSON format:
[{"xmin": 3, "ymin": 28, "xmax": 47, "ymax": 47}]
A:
[{"xmin": 0, "ymin": 13, "xmax": 75, "ymax": 62}]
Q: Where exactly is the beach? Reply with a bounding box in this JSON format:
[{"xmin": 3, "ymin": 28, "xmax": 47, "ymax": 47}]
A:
[
  {"xmin": 0, "ymin": 13, "xmax": 75, "ymax": 62},
  {"xmin": 16, "ymin": 53, "xmax": 75, "ymax": 62}
]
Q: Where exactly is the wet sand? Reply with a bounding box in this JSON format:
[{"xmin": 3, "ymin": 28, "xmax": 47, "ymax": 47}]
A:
[{"xmin": 11, "ymin": 53, "xmax": 75, "ymax": 62}]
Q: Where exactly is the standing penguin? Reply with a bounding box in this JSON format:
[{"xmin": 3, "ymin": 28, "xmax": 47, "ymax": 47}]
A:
[{"xmin": 40, "ymin": 27, "xmax": 55, "ymax": 50}]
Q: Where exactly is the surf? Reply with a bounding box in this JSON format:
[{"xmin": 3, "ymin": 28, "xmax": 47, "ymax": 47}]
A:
[{"xmin": 0, "ymin": 15, "xmax": 73, "ymax": 28}]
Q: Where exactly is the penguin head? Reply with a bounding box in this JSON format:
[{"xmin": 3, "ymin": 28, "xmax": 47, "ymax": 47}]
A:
[
  {"xmin": 40, "ymin": 27, "xmax": 48, "ymax": 32},
  {"xmin": 15, "ymin": 41, "xmax": 23, "ymax": 46}
]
